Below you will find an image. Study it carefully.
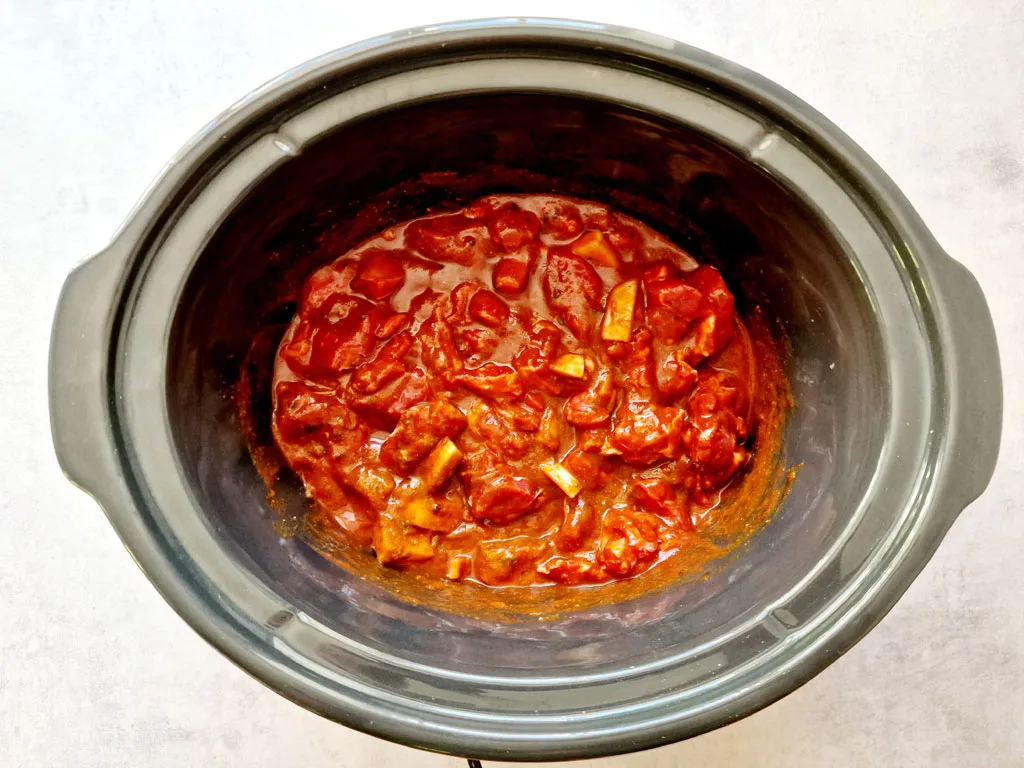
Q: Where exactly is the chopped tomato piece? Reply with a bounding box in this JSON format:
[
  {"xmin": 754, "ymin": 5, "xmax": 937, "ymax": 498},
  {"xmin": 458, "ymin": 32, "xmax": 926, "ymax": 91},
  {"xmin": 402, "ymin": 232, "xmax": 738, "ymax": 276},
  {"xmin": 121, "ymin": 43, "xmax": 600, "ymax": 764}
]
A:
[
  {"xmin": 631, "ymin": 476, "xmax": 692, "ymax": 528},
  {"xmin": 447, "ymin": 281, "xmax": 480, "ymax": 325},
  {"xmin": 493, "ymin": 254, "xmax": 535, "ymax": 295},
  {"xmin": 350, "ymin": 331, "xmax": 413, "ymax": 394},
  {"xmin": 611, "ymin": 399, "xmax": 687, "ymax": 466},
  {"xmin": 647, "ymin": 285, "xmax": 702, "ymax": 344},
  {"xmin": 346, "ymin": 369, "xmax": 432, "ymax": 430},
  {"xmin": 522, "ymin": 391, "xmax": 547, "ymax": 412},
  {"xmin": 554, "ymin": 496, "xmax": 596, "ymax": 552},
  {"xmin": 563, "ymin": 369, "xmax": 616, "ymax": 427},
  {"xmin": 597, "ymin": 508, "xmax": 662, "ymax": 577},
  {"xmin": 539, "ymin": 200, "xmax": 584, "ymax": 240},
  {"xmin": 462, "ymin": 449, "xmax": 537, "ymax": 525},
  {"xmin": 542, "ymin": 250, "xmax": 604, "ymax": 339},
  {"xmin": 405, "ymin": 212, "xmax": 488, "ymax": 265},
  {"xmin": 511, "ymin": 345, "xmax": 566, "ymax": 397},
  {"xmin": 645, "ymin": 264, "xmax": 735, "ymax": 361},
  {"xmin": 466, "ymin": 401, "xmax": 530, "ymax": 459},
  {"xmin": 497, "ymin": 403, "xmax": 543, "ymax": 432},
  {"xmin": 299, "ymin": 262, "xmax": 357, "ymax": 318},
  {"xmin": 274, "ymin": 381, "xmax": 360, "ymax": 442},
  {"xmin": 523, "ymin": 315, "xmax": 565, "ymax": 357},
  {"xmin": 604, "ymin": 216, "xmax": 644, "ymax": 261},
  {"xmin": 281, "ymin": 297, "xmax": 381, "ymax": 377},
  {"xmin": 468, "ymin": 290, "xmax": 511, "ymax": 327},
  {"xmin": 417, "ymin": 307, "xmax": 463, "ymax": 379},
  {"xmin": 455, "ymin": 362, "xmax": 525, "ymax": 400},
  {"xmin": 351, "ymin": 249, "xmax": 406, "ymax": 300},
  {"xmin": 537, "ymin": 556, "xmax": 605, "ymax": 584},
  {"xmin": 657, "ymin": 349, "xmax": 699, "ymax": 399},
  {"xmin": 375, "ymin": 312, "xmax": 410, "ymax": 339},
  {"xmin": 486, "ymin": 202, "xmax": 541, "ymax": 252},
  {"xmin": 454, "ymin": 326, "xmax": 500, "ymax": 360},
  {"xmin": 562, "ymin": 449, "xmax": 606, "ymax": 491}
]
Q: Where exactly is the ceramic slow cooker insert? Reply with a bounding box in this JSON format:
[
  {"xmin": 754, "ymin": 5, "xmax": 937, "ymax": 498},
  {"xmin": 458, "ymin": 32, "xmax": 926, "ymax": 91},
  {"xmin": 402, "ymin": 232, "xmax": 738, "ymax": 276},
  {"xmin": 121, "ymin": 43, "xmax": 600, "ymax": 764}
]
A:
[{"xmin": 49, "ymin": 20, "xmax": 1001, "ymax": 761}]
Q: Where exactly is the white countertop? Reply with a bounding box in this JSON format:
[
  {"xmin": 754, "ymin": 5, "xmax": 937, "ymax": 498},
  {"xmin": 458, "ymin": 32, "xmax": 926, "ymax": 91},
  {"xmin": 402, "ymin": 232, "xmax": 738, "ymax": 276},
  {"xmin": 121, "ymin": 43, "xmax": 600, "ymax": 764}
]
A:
[{"xmin": 2, "ymin": 1, "xmax": 1021, "ymax": 766}]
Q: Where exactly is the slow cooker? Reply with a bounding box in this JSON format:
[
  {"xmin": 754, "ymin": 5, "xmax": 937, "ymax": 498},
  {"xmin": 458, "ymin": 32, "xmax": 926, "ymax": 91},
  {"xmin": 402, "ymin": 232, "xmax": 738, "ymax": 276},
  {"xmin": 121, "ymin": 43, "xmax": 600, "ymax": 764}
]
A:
[{"xmin": 49, "ymin": 19, "xmax": 1001, "ymax": 761}]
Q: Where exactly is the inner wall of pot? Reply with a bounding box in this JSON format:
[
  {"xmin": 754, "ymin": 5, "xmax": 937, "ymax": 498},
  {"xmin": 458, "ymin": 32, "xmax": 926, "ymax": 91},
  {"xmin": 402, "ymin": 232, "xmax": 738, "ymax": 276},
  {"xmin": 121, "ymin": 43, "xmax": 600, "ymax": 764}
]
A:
[{"xmin": 168, "ymin": 93, "xmax": 886, "ymax": 671}]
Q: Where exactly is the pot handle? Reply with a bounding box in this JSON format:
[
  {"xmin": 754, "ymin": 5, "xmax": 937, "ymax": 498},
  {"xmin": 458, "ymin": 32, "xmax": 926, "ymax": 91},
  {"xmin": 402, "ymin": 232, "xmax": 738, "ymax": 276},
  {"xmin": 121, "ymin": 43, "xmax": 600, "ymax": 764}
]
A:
[
  {"xmin": 49, "ymin": 241, "xmax": 132, "ymax": 503},
  {"xmin": 930, "ymin": 253, "xmax": 1002, "ymax": 512}
]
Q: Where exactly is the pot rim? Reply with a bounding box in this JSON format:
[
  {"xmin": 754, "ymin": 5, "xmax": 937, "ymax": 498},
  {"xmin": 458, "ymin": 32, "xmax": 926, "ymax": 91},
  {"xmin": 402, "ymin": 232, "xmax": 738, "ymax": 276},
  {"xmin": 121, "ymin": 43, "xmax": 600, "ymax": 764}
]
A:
[{"xmin": 49, "ymin": 18, "xmax": 1001, "ymax": 761}]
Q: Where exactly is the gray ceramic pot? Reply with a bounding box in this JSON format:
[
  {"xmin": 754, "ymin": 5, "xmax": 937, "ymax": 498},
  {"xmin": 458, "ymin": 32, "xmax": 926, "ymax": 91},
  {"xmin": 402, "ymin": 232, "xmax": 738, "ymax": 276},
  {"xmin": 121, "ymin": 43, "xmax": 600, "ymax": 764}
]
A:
[{"xmin": 49, "ymin": 19, "xmax": 1001, "ymax": 761}]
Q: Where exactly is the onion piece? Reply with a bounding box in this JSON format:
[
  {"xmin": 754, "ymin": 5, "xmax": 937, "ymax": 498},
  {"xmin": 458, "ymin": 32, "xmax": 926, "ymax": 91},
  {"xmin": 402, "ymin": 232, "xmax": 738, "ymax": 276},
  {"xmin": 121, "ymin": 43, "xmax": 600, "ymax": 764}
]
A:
[
  {"xmin": 570, "ymin": 231, "xmax": 620, "ymax": 267},
  {"xmin": 601, "ymin": 279, "xmax": 639, "ymax": 342},
  {"xmin": 415, "ymin": 437, "xmax": 464, "ymax": 491},
  {"xmin": 550, "ymin": 353, "xmax": 588, "ymax": 379},
  {"xmin": 540, "ymin": 460, "xmax": 583, "ymax": 498}
]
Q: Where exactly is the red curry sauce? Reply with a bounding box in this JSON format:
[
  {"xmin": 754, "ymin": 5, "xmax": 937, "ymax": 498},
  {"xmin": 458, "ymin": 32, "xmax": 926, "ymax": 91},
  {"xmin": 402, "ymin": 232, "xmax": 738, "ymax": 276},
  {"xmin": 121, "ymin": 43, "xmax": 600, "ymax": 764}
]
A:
[{"xmin": 271, "ymin": 194, "xmax": 785, "ymax": 588}]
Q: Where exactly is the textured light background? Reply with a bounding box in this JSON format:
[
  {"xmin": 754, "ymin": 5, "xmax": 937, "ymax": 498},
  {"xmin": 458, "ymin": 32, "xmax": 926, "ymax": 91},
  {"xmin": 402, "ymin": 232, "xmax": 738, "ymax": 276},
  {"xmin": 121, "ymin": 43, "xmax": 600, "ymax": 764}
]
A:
[{"xmin": 1, "ymin": 1, "xmax": 1021, "ymax": 766}]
